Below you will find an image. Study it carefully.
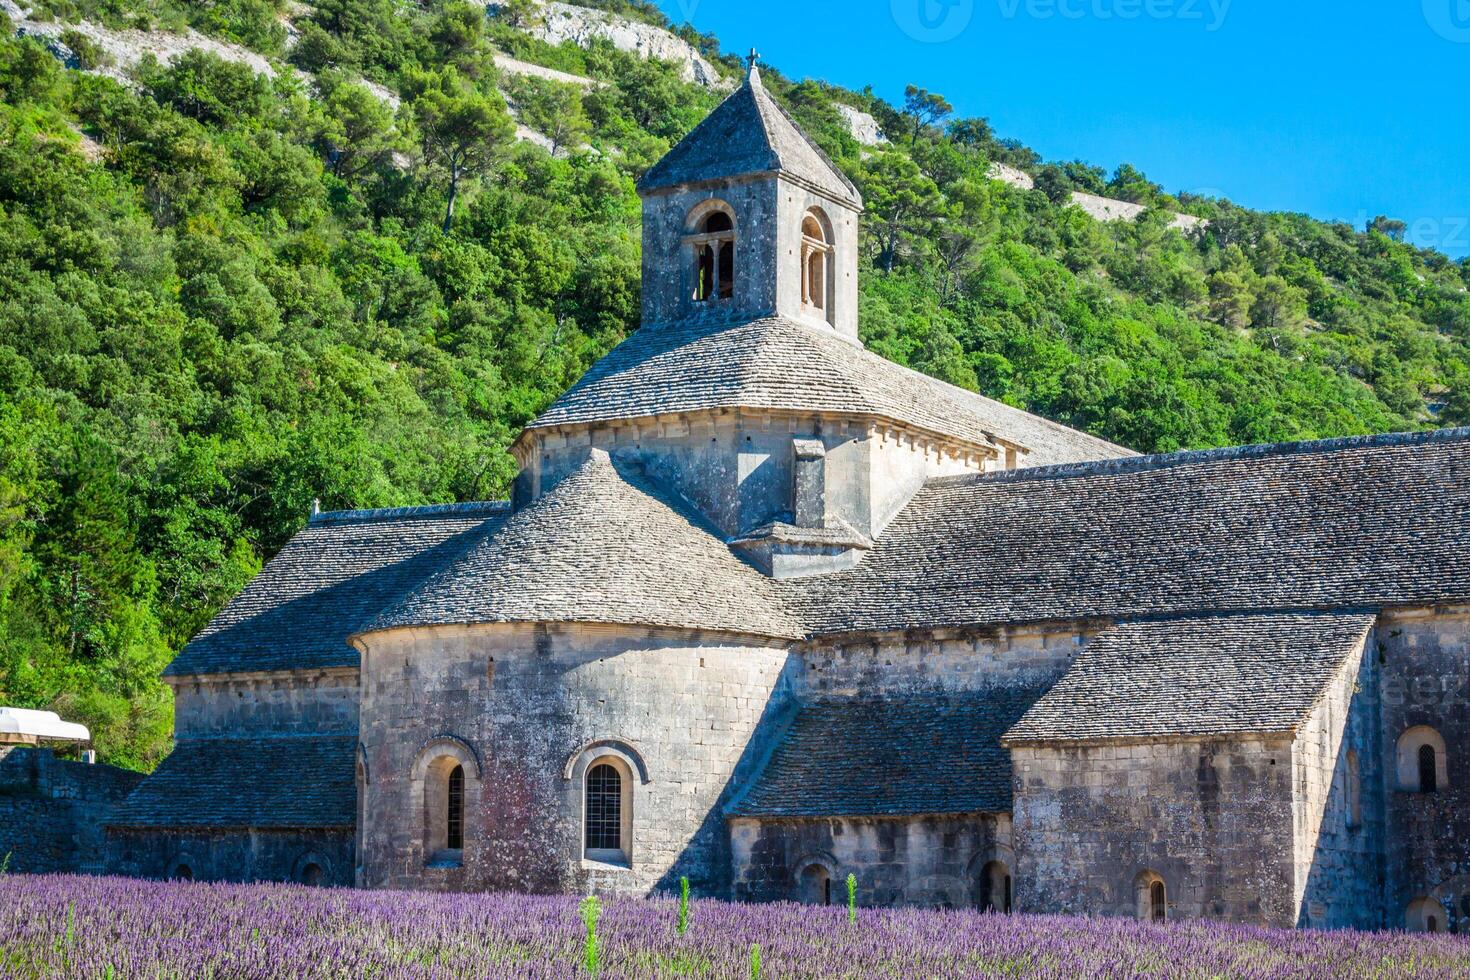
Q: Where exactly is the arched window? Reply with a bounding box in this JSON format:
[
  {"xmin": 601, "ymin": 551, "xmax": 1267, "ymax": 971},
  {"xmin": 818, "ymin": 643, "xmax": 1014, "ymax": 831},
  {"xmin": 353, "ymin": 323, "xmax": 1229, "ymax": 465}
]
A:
[
  {"xmin": 447, "ymin": 764, "xmax": 465, "ymax": 850},
  {"xmin": 583, "ymin": 758, "xmax": 633, "ymax": 865},
  {"xmin": 798, "ymin": 863, "xmax": 832, "ymax": 906},
  {"xmin": 1397, "ymin": 727, "xmax": 1448, "ymax": 793},
  {"xmin": 690, "ymin": 208, "xmax": 736, "ymax": 303},
  {"xmin": 800, "ymin": 209, "xmax": 833, "ymax": 320},
  {"xmin": 976, "ymin": 860, "xmax": 1013, "ymax": 913},
  {"xmin": 294, "ymin": 852, "xmax": 331, "ymax": 887},
  {"xmin": 1407, "ymin": 896, "xmax": 1449, "ymax": 933},
  {"xmin": 1346, "ymin": 750, "xmax": 1362, "ymax": 828},
  {"xmin": 566, "ymin": 741, "xmax": 644, "ymax": 868},
  {"xmin": 1135, "ymin": 871, "xmax": 1167, "ymax": 923},
  {"xmin": 414, "ymin": 737, "xmax": 479, "ymax": 869}
]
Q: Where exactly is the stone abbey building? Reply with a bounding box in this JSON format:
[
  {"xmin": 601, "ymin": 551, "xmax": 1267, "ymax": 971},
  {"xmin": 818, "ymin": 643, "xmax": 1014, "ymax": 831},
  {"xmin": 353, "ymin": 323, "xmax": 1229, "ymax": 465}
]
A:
[{"xmin": 106, "ymin": 66, "xmax": 1470, "ymax": 932}]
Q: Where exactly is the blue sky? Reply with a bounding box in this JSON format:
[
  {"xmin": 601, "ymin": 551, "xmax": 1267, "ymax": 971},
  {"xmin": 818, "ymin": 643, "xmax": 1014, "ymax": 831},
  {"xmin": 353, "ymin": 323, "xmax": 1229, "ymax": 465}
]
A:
[{"xmin": 655, "ymin": 0, "xmax": 1470, "ymax": 258}]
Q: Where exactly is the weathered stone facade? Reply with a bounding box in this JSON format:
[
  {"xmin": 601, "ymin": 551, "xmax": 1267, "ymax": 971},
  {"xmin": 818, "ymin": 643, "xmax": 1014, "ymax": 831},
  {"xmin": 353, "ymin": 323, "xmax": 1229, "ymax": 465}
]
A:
[
  {"xmin": 1012, "ymin": 737, "xmax": 1300, "ymax": 923},
  {"xmin": 356, "ymin": 623, "xmax": 795, "ymax": 896},
  {"xmin": 731, "ymin": 815, "xmax": 1010, "ymax": 908},
  {"xmin": 0, "ymin": 747, "xmax": 142, "ymax": 875},
  {"xmin": 90, "ymin": 63, "xmax": 1469, "ymax": 937},
  {"xmin": 1379, "ymin": 607, "xmax": 1470, "ymax": 933}
]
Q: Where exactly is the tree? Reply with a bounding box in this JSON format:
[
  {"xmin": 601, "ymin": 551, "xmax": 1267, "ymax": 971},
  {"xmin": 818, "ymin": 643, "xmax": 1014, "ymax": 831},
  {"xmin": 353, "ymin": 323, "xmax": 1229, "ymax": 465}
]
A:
[
  {"xmin": 139, "ymin": 50, "xmax": 273, "ymax": 127},
  {"xmin": 30, "ymin": 431, "xmax": 153, "ymax": 663},
  {"xmin": 312, "ymin": 73, "xmax": 401, "ymax": 179},
  {"xmin": 493, "ymin": 0, "xmax": 544, "ymax": 29},
  {"xmin": 1369, "ymin": 215, "xmax": 1407, "ymax": 242},
  {"xmin": 932, "ymin": 177, "xmax": 998, "ymax": 302},
  {"xmin": 858, "ymin": 150, "xmax": 944, "ymax": 273},
  {"xmin": 946, "ymin": 116, "xmax": 993, "ymax": 150},
  {"xmin": 512, "ymin": 78, "xmax": 590, "ymax": 157},
  {"xmin": 411, "ymin": 72, "xmax": 514, "ymax": 231},
  {"xmin": 1106, "ymin": 163, "xmax": 1159, "ymax": 204},
  {"xmin": 1033, "ymin": 165, "xmax": 1075, "ymax": 205},
  {"xmin": 1251, "ymin": 275, "xmax": 1309, "ymax": 351},
  {"xmin": 901, "ymin": 85, "xmax": 952, "ymax": 146},
  {"xmin": 430, "ymin": 2, "xmax": 489, "ymax": 72}
]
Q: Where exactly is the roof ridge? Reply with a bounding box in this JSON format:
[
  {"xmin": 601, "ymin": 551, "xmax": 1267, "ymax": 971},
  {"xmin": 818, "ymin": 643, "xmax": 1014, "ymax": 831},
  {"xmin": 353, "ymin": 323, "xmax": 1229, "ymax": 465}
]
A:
[
  {"xmin": 751, "ymin": 77, "xmax": 860, "ymax": 200},
  {"xmin": 933, "ymin": 426, "xmax": 1470, "ymax": 488},
  {"xmin": 172, "ymin": 733, "xmax": 357, "ymax": 743},
  {"xmin": 309, "ymin": 501, "xmax": 510, "ymax": 526}
]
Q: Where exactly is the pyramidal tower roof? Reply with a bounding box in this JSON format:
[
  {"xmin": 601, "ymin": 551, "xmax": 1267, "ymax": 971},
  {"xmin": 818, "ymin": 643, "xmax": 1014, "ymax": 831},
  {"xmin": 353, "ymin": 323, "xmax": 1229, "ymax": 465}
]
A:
[{"xmin": 637, "ymin": 64, "xmax": 862, "ymax": 209}]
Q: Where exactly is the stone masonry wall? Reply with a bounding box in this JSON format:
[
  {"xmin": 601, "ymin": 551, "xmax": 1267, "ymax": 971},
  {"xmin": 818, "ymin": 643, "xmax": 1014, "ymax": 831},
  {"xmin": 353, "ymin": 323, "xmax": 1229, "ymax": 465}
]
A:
[
  {"xmin": 521, "ymin": 412, "xmax": 989, "ymax": 546},
  {"xmin": 1291, "ymin": 629, "xmax": 1387, "ymax": 929},
  {"xmin": 106, "ymin": 828, "xmax": 354, "ymax": 886},
  {"xmin": 730, "ymin": 814, "xmax": 1010, "ymax": 908},
  {"xmin": 640, "ymin": 178, "xmax": 782, "ymax": 328},
  {"xmin": 524, "ymin": 412, "xmax": 872, "ymax": 539},
  {"xmin": 796, "ymin": 624, "xmax": 1095, "ymax": 699},
  {"xmin": 1378, "ymin": 606, "xmax": 1470, "ymax": 932},
  {"xmin": 356, "ymin": 622, "xmax": 796, "ymax": 897},
  {"xmin": 0, "ymin": 747, "xmax": 143, "ymax": 874},
  {"xmin": 168, "ymin": 668, "xmax": 359, "ymax": 738},
  {"xmin": 1011, "ymin": 737, "xmax": 1298, "ymax": 926}
]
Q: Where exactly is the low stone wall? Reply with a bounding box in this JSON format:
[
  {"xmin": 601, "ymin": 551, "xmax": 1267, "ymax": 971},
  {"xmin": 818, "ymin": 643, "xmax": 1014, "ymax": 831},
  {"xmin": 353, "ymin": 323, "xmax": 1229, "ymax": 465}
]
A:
[
  {"xmin": 107, "ymin": 827, "xmax": 354, "ymax": 886},
  {"xmin": 0, "ymin": 747, "xmax": 144, "ymax": 874},
  {"xmin": 730, "ymin": 814, "xmax": 1009, "ymax": 908}
]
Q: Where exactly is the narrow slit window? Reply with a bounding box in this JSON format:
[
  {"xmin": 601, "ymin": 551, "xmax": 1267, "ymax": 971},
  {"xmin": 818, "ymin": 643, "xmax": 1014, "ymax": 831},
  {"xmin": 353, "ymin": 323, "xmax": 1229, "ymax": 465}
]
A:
[
  {"xmin": 447, "ymin": 764, "xmax": 464, "ymax": 850},
  {"xmin": 1151, "ymin": 880, "xmax": 1167, "ymax": 922},
  {"xmin": 1419, "ymin": 744, "xmax": 1438, "ymax": 794}
]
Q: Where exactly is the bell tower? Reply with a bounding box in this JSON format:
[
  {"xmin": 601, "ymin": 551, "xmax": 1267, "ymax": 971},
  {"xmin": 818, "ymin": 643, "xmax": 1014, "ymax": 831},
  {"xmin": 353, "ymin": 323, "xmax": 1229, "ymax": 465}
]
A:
[{"xmin": 636, "ymin": 55, "xmax": 863, "ymax": 339}]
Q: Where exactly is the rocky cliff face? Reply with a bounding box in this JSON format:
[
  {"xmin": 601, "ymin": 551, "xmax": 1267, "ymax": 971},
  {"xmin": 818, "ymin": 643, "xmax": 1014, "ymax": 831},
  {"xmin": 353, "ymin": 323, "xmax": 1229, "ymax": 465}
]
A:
[
  {"xmin": 512, "ymin": 1, "xmax": 726, "ymax": 88},
  {"xmin": 2, "ymin": 0, "xmax": 275, "ymax": 81}
]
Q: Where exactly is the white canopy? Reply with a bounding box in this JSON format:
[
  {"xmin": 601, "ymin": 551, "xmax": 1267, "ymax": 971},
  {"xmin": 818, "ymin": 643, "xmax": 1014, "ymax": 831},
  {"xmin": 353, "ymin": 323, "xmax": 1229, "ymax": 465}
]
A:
[{"xmin": 0, "ymin": 707, "xmax": 91, "ymax": 743}]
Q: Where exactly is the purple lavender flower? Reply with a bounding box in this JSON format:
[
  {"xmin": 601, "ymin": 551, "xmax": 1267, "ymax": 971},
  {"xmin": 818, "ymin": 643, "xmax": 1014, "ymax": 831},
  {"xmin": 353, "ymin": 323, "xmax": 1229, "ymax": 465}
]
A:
[{"xmin": 0, "ymin": 874, "xmax": 1465, "ymax": 979}]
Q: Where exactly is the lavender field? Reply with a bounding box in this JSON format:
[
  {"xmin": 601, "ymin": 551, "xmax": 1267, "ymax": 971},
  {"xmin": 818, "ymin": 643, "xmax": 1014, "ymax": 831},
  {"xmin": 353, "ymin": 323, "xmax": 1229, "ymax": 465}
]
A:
[{"xmin": 1, "ymin": 875, "xmax": 1468, "ymax": 979}]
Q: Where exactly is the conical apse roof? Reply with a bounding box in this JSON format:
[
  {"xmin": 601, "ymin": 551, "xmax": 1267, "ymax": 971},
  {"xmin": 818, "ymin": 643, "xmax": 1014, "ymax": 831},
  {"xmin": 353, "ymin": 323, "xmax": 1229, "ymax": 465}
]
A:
[{"xmin": 363, "ymin": 450, "xmax": 805, "ymax": 640}]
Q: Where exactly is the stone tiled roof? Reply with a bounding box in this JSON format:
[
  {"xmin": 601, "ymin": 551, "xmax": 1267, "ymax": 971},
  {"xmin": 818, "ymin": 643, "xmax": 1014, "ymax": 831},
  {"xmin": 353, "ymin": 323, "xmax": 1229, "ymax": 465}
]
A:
[
  {"xmin": 730, "ymin": 690, "xmax": 1043, "ymax": 818},
  {"xmin": 166, "ymin": 503, "xmax": 508, "ymax": 676},
  {"xmin": 367, "ymin": 450, "xmax": 806, "ymax": 640},
  {"xmin": 638, "ymin": 67, "xmax": 861, "ymax": 208},
  {"xmin": 1004, "ymin": 613, "xmax": 1375, "ymax": 744},
  {"xmin": 526, "ymin": 316, "xmax": 1133, "ymax": 466},
  {"xmin": 109, "ymin": 736, "xmax": 356, "ymax": 829},
  {"xmin": 796, "ymin": 428, "xmax": 1470, "ymax": 635}
]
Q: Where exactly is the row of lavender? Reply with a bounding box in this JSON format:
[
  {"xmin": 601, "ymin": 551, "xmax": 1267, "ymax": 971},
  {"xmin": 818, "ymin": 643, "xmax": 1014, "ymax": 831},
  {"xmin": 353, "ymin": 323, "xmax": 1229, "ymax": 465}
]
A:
[{"xmin": 0, "ymin": 874, "xmax": 1467, "ymax": 979}]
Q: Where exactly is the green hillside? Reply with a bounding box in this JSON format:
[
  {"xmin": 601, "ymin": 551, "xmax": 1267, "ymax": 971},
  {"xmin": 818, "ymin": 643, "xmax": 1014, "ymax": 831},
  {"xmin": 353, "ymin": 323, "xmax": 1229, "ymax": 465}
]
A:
[{"xmin": 0, "ymin": 0, "xmax": 1466, "ymax": 767}]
